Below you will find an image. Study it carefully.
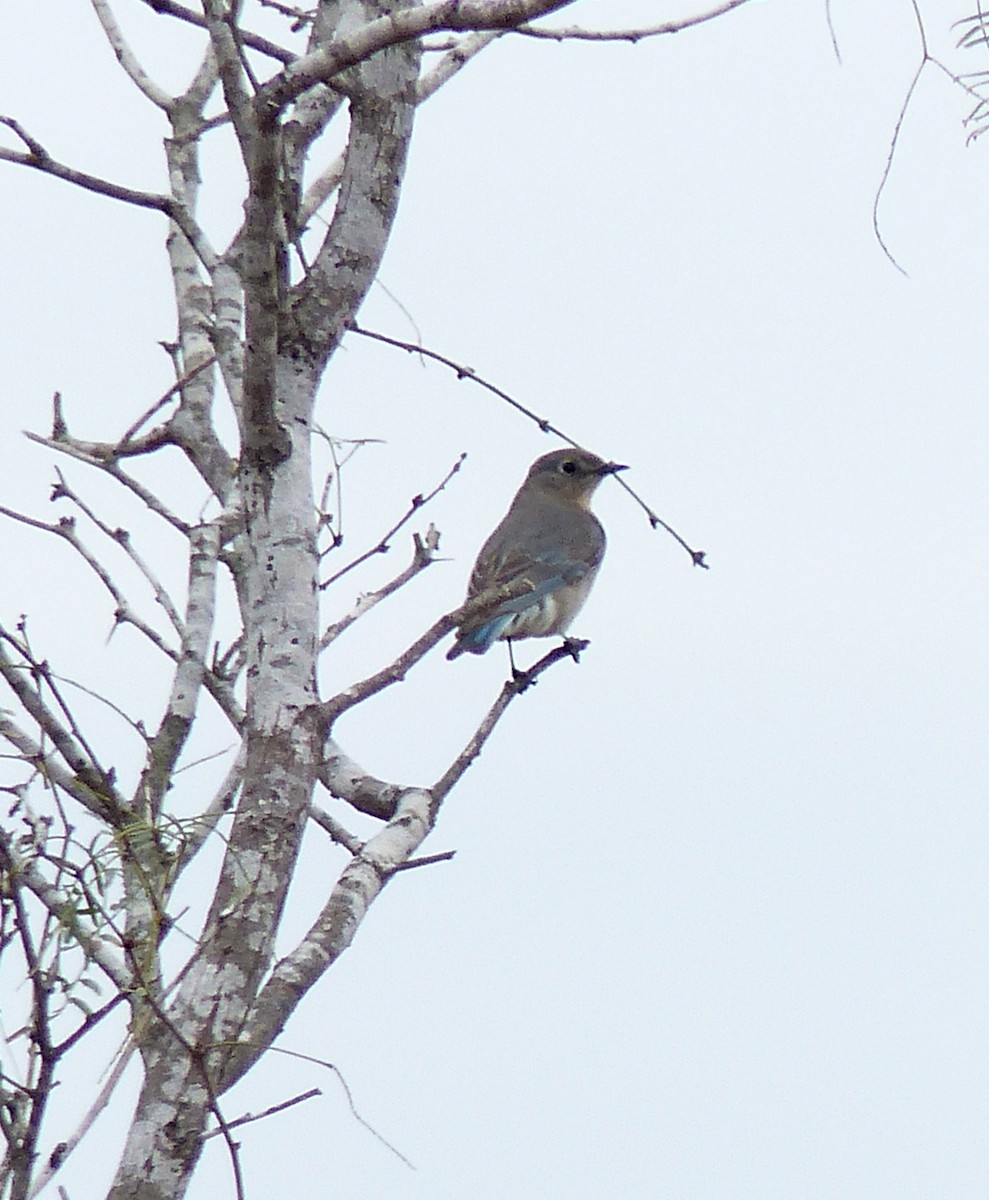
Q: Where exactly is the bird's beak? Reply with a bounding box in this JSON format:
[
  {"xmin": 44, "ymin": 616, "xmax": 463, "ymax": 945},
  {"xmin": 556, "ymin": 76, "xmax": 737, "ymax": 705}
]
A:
[{"xmin": 599, "ymin": 461, "xmax": 628, "ymax": 476}]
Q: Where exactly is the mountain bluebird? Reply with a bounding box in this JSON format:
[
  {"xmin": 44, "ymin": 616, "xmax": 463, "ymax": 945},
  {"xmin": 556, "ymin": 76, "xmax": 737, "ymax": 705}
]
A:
[{"xmin": 447, "ymin": 448, "xmax": 626, "ymax": 660}]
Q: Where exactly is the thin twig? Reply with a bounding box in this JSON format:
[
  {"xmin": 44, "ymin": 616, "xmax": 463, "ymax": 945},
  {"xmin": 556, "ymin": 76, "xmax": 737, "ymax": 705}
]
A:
[
  {"xmin": 51, "ymin": 470, "xmax": 186, "ymax": 637},
  {"xmin": 26, "ymin": 1042, "xmax": 134, "ymax": 1200},
  {"xmin": 388, "ymin": 850, "xmax": 455, "ymax": 872},
  {"xmin": 0, "ymin": 505, "xmax": 182, "ymax": 660},
  {"xmin": 1, "ymin": 838, "xmax": 130, "ymax": 991},
  {"xmin": 349, "ymin": 321, "xmax": 566, "ymax": 433},
  {"xmin": 308, "ymin": 804, "xmax": 363, "ymax": 854},
  {"xmin": 348, "ymin": 324, "xmax": 708, "ymax": 567},
  {"xmin": 516, "ymin": 0, "xmax": 754, "ymax": 41},
  {"xmin": 323, "ymin": 609, "xmax": 460, "ymax": 725},
  {"xmin": 23, "ymin": 432, "xmax": 191, "ymax": 533},
  {"xmin": 261, "ymin": 1047, "xmax": 415, "ymax": 1169},
  {"xmin": 431, "ymin": 639, "xmax": 593, "ymax": 802},
  {"xmin": 0, "ymin": 117, "xmax": 216, "ymax": 268},
  {"xmin": 312, "ymin": 430, "xmax": 383, "ymax": 555},
  {"xmin": 119, "ymin": 356, "xmax": 217, "ymax": 446},
  {"xmin": 824, "ymin": 0, "xmax": 842, "ymax": 64},
  {"xmin": 320, "ymin": 527, "xmax": 441, "ymax": 649},
  {"xmin": 136, "ymin": 0, "xmax": 295, "ymax": 62},
  {"xmin": 319, "ymin": 454, "xmax": 464, "ymax": 588},
  {"xmin": 202, "ymin": 1087, "xmax": 322, "ymax": 1140},
  {"xmin": 873, "ymin": 57, "xmax": 921, "ymax": 278},
  {"xmin": 870, "ymin": 0, "xmax": 989, "ymax": 271}
]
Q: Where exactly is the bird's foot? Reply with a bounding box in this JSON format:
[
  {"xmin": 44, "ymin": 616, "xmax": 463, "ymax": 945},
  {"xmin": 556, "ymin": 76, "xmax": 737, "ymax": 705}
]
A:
[
  {"xmin": 562, "ymin": 636, "xmax": 590, "ymax": 663},
  {"xmin": 507, "ymin": 637, "xmax": 591, "ymax": 694},
  {"xmin": 510, "ymin": 666, "xmax": 539, "ymax": 693}
]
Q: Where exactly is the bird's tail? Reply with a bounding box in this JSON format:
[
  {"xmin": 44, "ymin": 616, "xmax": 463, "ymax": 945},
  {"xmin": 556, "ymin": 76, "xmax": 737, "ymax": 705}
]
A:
[{"xmin": 446, "ymin": 613, "xmax": 513, "ymax": 660}]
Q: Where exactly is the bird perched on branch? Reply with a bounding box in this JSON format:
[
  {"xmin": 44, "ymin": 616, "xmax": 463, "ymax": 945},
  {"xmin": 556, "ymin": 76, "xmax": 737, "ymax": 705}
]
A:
[{"xmin": 447, "ymin": 448, "xmax": 626, "ymax": 662}]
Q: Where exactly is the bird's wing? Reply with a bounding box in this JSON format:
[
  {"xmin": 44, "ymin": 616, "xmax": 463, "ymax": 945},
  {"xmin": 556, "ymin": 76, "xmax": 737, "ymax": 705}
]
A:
[{"xmin": 466, "ymin": 510, "xmax": 605, "ymax": 615}]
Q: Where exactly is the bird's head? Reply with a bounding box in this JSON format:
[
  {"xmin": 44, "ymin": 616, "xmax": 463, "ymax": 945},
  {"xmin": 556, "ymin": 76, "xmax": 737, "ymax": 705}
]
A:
[{"xmin": 525, "ymin": 448, "xmax": 627, "ymax": 507}]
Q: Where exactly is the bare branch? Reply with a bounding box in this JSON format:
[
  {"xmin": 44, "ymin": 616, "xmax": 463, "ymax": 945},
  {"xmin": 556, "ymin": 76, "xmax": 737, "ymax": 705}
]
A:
[
  {"xmin": 348, "ymin": 324, "xmax": 709, "ymax": 566},
  {"xmin": 23, "ymin": 430, "xmax": 191, "ymax": 533},
  {"xmin": 258, "ymin": 0, "xmax": 312, "ymax": 30},
  {"xmin": 119, "ymin": 356, "xmax": 217, "ymax": 447},
  {"xmin": 320, "ymin": 527, "xmax": 441, "ymax": 648},
  {"xmin": 0, "ymin": 833, "xmax": 130, "ymax": 992},
  {"xmin": 417, "ymin": 29, "xmax": 500, "ymax": 98},
  {"xmin": 0, "ymin": 634, "xmax": 126, "ymax": 823},
  {"xmin": 263, "ymin": 0, "xmax": 576, "ymax": 109},
  {"xmin": 321, "ymin": 611, "xmax": 459, "ymax": 726},
  {"xmin": 517, "ymin": 0, "xmax": 755, "ymax": 41},
  {"xmin": 26, "ymin": 1042, "xmax": 134, "ymax": 1200},
  {"xmin": 318, "ymin": 739, "xmax": 412, "ymax": 821},
  {"xmin": 272, "ymin": 1053, "xmax": 414, "ymax": 1168},
  {"xmin": 431, "ymin": 638, "xmax": 589, "ymax": 802},
  {"xmin": 0, "ymin": 713, "xmax": 127, "ymax": 825},
  {"xmin": 239, "ymin": 626, "xmax": 581, "ymax": 1089},
  {"xmin": 824, "ymin": 0, "xmax": 842, "ymax": 64},
  {"xmin": 289, "ymin": 9, "xmax": 422, "ymax": 370},
  {"xmin": 873, "ymin": 58, "xmax": 921, "ymax": 278},
  {"xmin": 90, "ymin": 0, "xmax": 175, "ymax": 109},
  {"xmin": 388, "ymin": 849, "xmax": 456, "ymax": 871},
  {"xmin": 202, "ymin": 1087, "xmax": 321, "ymax": 1140},
  {"xmin": 137, "ymin": 0, "xmax": 296, "ymax": 62},
  {"xmin": 299, "ymin": 31, "xmax": 500, "ymax": 225},
  {"xmin": 0, "ymin": 837, "xmax": 56, "ymax": 1200},
  {"xmin": 202, "ymin": 0, "xmax": 257, "ymax": 152},
  {"xmin": 0, "ymin": 505, "xmax": 183, "ymax": 663},
  {"xmin": 871, "ymin": 1, "xmax": 989, "ymax": 268},
  {"xmin": 231, "ymin": 786, "xmax": 434, "ymax": 1083},
  {"xmin": 349, "ymin": 320, "xmax": 568, "ymax": 429},
  {"xmin": 51, "ymin": 471, "xmax": 186, "ymax": 637},
  {"xmin": 0, "ymin": 503, "xmax": 242, "ymax": 738},
  {"xmin": 171, "ymin": 742, "xmax": 246, "ymax": 876},
  {"xmin": 319, "ymin": 454, "xmax": 461, "ymax": 586},
  {"xmin": 0, "ymin": 117, "xmax": 216, "ymax": 268},
  {"xmin": 134, "ymin": 522, "xmax": 221, "ymax": 819},
  {"xmin": 308, "ymin": 803, "xmax": 363, "ymax": 854}
]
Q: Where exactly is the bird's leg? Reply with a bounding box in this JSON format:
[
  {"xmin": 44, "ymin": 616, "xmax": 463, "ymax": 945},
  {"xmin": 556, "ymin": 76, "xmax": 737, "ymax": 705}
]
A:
[
  {"xmin": 508, "ymin": 638, "xmax": 591, "ymax": 696},
  {"xmin": 508, "ymin": 645, "xmax": 539, "ymax": 694},
  {"xmin": 507, "ymin": 639, "xmax": 522, "ymax": 680}
]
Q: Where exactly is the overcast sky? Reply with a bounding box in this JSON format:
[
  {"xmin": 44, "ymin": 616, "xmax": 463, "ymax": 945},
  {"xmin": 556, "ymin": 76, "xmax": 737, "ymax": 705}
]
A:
[{"xmin": 2, "ymin": 1, "xmax": 988, "ymax": 1197}]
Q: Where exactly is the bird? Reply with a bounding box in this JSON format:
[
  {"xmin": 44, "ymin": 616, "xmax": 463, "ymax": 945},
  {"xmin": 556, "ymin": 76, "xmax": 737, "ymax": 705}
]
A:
[{"xmin": 446, "ymin": 448, "xmax": 626, "ymax": 662}]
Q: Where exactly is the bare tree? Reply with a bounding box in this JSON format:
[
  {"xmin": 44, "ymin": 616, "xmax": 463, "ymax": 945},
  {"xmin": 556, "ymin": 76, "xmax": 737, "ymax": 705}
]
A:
[{"xmin": 0, "ymin": 2, "xmax": 742, "ymax": 1198}]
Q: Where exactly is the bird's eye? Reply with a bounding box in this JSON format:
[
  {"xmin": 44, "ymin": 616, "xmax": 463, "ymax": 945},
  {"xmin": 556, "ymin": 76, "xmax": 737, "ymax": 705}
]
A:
[{"xmin": 560, "ymin": 459, "xmax": 577, "ymax": 475}]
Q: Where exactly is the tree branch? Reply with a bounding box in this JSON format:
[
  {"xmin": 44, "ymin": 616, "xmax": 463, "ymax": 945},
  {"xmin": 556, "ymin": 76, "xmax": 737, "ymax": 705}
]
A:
[
  {"xmin": 0, "ymin": 634, "xmax": 126, "ymax": 825},
  {"xmin": 320, "ymin": 527, "xmax": 441, "ymax": 649},
  {"xmin": 318, "ymin": 739, "xmax": 413, "ymax": 821},
  {"xmin": 0, "ymin": 117, "xmax": 216, "ymax": 268},
  {"xmin": 263, "ymin": 0, "xmax": 575, "ymax": 110},
  {"xmin": 321, "ymin": 611, "xmax": 460, "ymax": 726},
  {"xmin": 517, "ymin": 0, "xmax": 755, "ymax": 41},
  {"xmin": 90, "ymin": 0, "xmax": 175, "ymax": 109},
  {"xmin": 138, "ymin": 0, "xmax": 296, "ymax": 62},
  {"xmin": 319, "ymin": 453, "xmax": 463, "ymax": 587},
  {"xmin": 0, "ymin": 833, "xmax": 131, "ymax": 992},
  {"xmin": 298, "ymin": 30, "xmax": 501, "ymax": 224},
  {"xmin": 23, "ymin": 430, "xmax": 191, "ymax": 533},
  {"xmin": 348, "ymin": 323, "xmax": 709, "ymax": 566}
]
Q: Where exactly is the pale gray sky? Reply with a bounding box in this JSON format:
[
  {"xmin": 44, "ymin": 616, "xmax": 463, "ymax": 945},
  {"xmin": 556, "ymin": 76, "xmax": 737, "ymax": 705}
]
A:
[{"xmin": 1, "ymin": 1, "xmax": 987, "ymax": 1197}]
